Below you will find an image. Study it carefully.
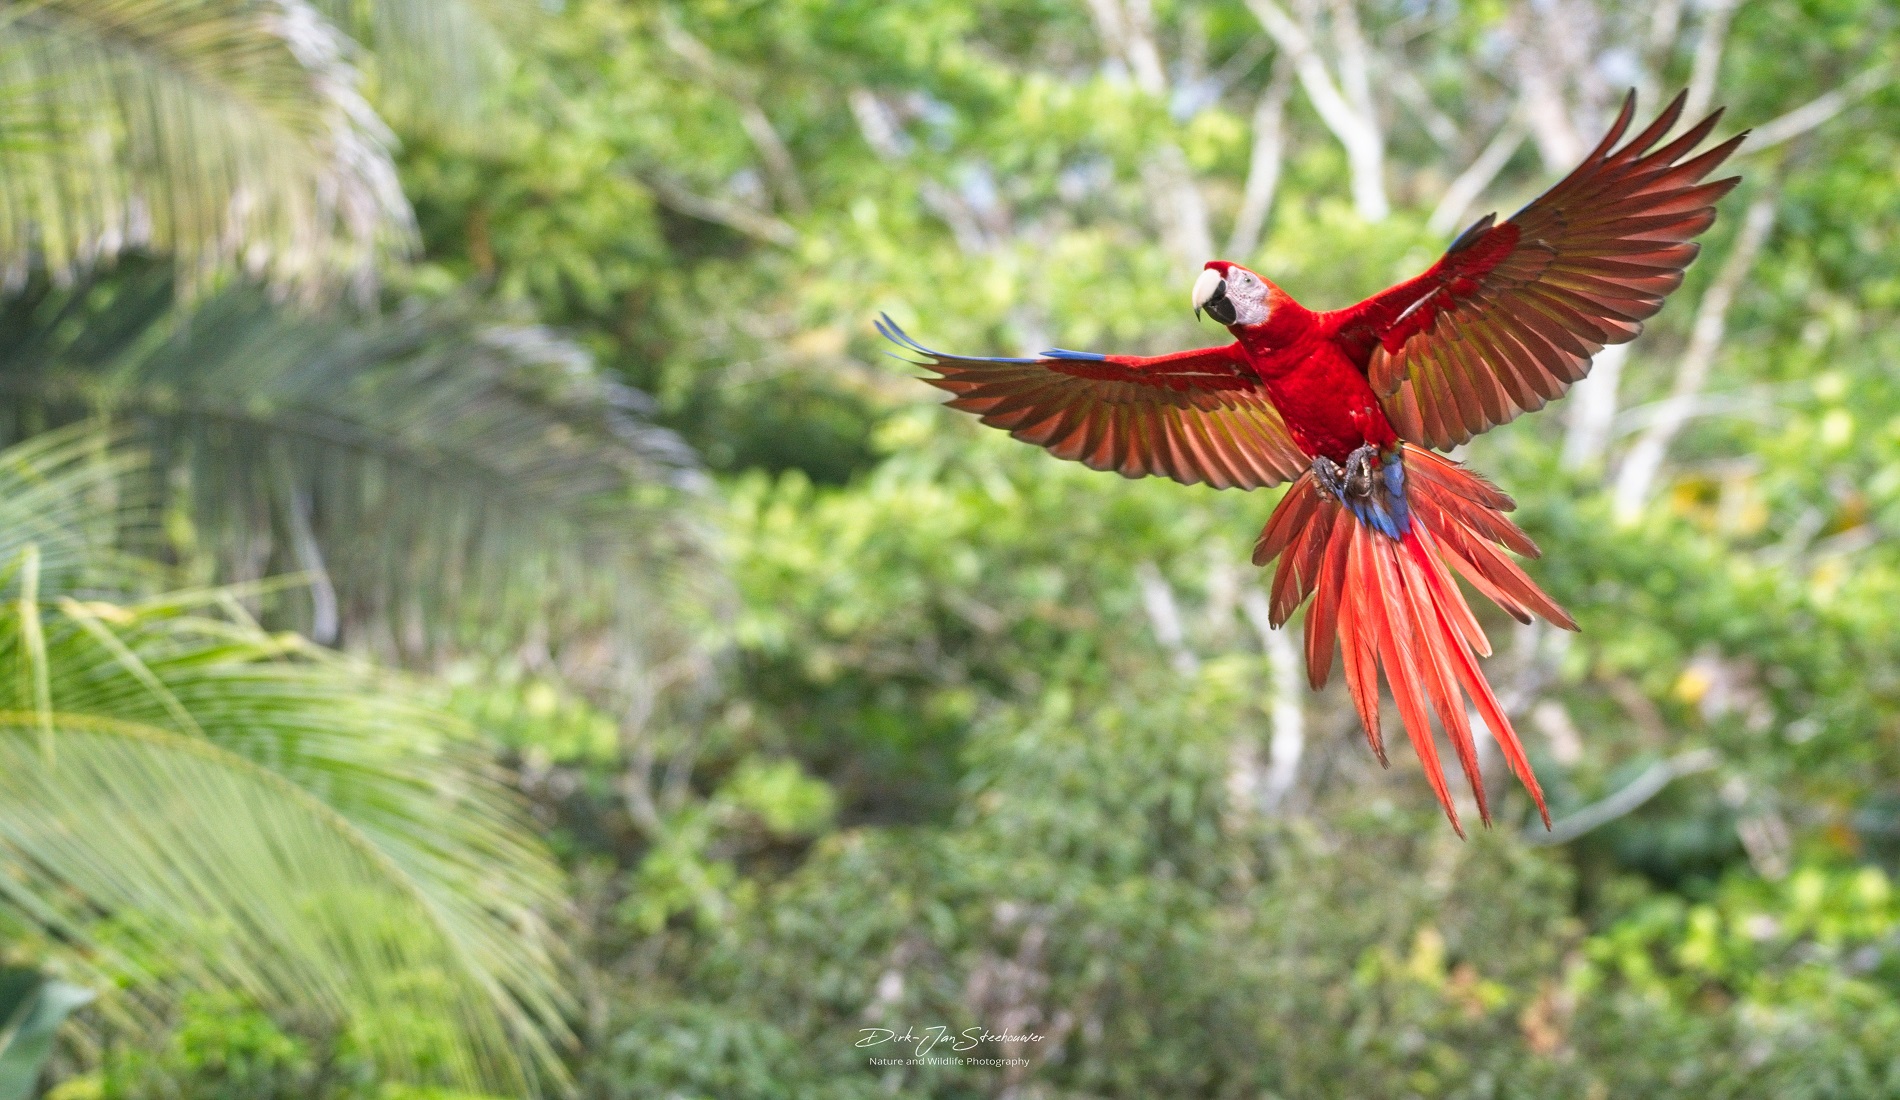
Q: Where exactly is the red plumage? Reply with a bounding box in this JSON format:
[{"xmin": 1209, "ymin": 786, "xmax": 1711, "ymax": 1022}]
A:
[{"xmin": 884, "ymin": 90, "xmax": 1743, "ymax": 831}]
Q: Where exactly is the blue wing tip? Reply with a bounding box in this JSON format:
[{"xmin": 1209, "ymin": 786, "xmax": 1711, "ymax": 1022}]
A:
[
  {"xmin": 873, "ymin": 313, "xmax": 1043, "ymax": 365},
  {"xmin": 1041, "ymin": 348, "xmax": 1108, "ymax": 362},
  {"xmin": 875, "ymin": 312, "xmax": 923, "ymax": 354}
]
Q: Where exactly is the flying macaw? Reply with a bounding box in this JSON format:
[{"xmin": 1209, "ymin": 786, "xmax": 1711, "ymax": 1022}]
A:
[{"xmin": 879, "ymin": 91, "xmax": 1744, "ymax": 834}]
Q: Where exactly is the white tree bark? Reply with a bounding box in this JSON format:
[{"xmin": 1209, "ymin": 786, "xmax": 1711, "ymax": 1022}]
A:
[
  {"xmin": 277, "ymin": 462, "xmax": 339, "ymax": 645},
  {"xmin": 1506, "ymin": 0, "xmax": 1653, "ymax": 471},
  {"xmin": 1244, "ymin": 0, "xmax": 1388, "ymax": 221},
  {"xmin": 1643, "ymin": 0, "xmax": 1687, "ymax": 104},
  {"xmin": 661, "ymin": 21, "xmax": 808, "ymax": 213},
  {"xmin": 1388, "ymin": 69, "xmax": 1461, "ymax": 153},
  {"xmin": 849, "ymin": 89, "xmax": 1005, "ymax": 256},
  {"xmin": 1226, "ymin": 57, "xmax": 1293, "ymax": 258},
  {"xmin": 1240, "ymin": 589, "xmax": 1305, "ymax": 811},
  {"xmin": 1560, "ymin": 344, "xmax": 1629, "ymax": 471},
  {"xmin": 1505, "ymin": 0, "xmax": 1611, "ymax": 172},
  {"xmin": 1426, "ymin": 107, "xmax": 1527, "ymax": 236},
  {"xmin": 847, "ymin": 89, "xmax": 910, "ymax": 159},
  {"xmin": 1745, "ymin": 64, "xmax": 1895, "ymax": 153},
  {"xmin": 1088, "ymin": 0, "xmax": 1218, "ymax": 269},
  {"xmin": 1611, "ymin": 192, "xmax": 1777, "ymax": 522},
  {"xmin": 1086, "ymin": 0, "xmax": 1167, "ymax": 94},
  {"xmin": 1326, "ymin": 0, "xmax": 1374, "ymax": 126},
  {"xmin": 1682, "ymin": 0, "xmax": 1741, "ymax": 122},
  {"xmin": 1143, "ymin": 147, "xmax": 1218, "ymax": 271},
  {"xmin": 1137, "ymin": 563, "xmax": 1200, "ymax": 676},
  {"xmin": 1518, "ymin": 64, "xmax": 1586, "ymax": 171}
]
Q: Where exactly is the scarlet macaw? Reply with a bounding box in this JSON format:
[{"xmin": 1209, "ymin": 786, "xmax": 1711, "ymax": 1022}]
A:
[{"xmin": 879, "ymin": 91, "xmax": 1743, "ymax": 834}]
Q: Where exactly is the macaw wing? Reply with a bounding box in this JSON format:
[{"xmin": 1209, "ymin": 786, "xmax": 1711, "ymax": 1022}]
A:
[
  {"xmin": 880, "ymin": 315, "xmax": 1306, "ymax": 490},
  {"xmin": 1341, "ymin": 90, "xmax": 1745, "ymax": 450}
]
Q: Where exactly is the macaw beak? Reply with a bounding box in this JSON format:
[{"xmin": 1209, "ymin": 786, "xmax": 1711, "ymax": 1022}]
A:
[{"xmin": 1191, "ymin": 268, "xmax": 1236, "ymax": 325}]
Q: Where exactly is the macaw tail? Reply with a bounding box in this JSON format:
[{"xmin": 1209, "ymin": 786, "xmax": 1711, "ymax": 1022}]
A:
[{"xmin": 1253, "ymin": 444, "xmax": 1575, "ymax": 834}]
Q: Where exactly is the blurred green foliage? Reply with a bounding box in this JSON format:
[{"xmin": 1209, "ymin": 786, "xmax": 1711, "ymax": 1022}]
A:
[{"xmin": 50, "ymin": 994, "xmax": 507, "ymax": 1100}]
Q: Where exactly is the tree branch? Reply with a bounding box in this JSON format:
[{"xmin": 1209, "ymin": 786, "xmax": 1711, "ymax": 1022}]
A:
[
  {"xmin": 1326, "ymin": 0, "xmax": 1374, "ymax": 128},
  {"xmin": 1244, "ymin": 0, "xmax": 1388, "ymax": 220},
  {"xmin": 1744, "ymin": 64, "xmax": 1894, "ymax": 153},
  {"xmin": 276, "ymin": 455, "xmax": 339, "ymax": 645},
  {"xmin": 1682, "ymin": 0, "xmax": 1739, "ymax": 122},
  {"xmin": 1560, "ymin": 344, "xmax": 1629, "ymax": 471},
  {"xmin": 660, "ymin": 20, "xmax": 808, "ymax": 214},
  {"xmin": 1143, "ymin": 145, "xmax": 1217, "ymax": 270},
  {"xmin": 1088, "ymin": 0, "xmax": 1215, "ymax": 267},
  {"xmin": 1505, "ymin": 0, "xmax": 1603, "ymax": 171},
  {"xmin": 1227, "ymin": 55, "xmax": 1294, "ymax": 257},
  {"xmin": 1612, "ymin": 190, "xmax": 1777, "ymax": 522},
  {"xmin": 641, "ymin": 174, "xmax": 800, "ymax": 247},
  {"xmin": 1120, "ymin": 0, "xmax": 1169, "ymax": 96},
  {"xmin": 735, "ymin": 108, "xmax": 810, "ymax": 214},
  {"xmin": 1085, "ymin": 0, "xmax": 1167, "ymax": 95},
  {"xmin": 848, "ymin": 90, "xmax": 1002, "ymax": 255},
  {"xmin": 1525, "ymin": 749, "xmax": 1720, "ymax": 845},
  {"xmin": 1643, "ymin": 0, "xmax": 1687, "ymax": 99},
  {"xmin": 848, "ymin": 89, "xmax": 911, "ymax": 159},
  {"xmin": 1426, "ymin": 106, "xmax": 1527, "ymax": 236},
  {"xmin": 1387, "ymin": 68, "xmax": 1460, "ymax": 153},
  {"xmin": 1241, "ymin": 588, "xmax": 1305, "ymax": 810},
  {"xmin": 1137, "ymin": 562, "xmax": 1199, "ymax": 676}
]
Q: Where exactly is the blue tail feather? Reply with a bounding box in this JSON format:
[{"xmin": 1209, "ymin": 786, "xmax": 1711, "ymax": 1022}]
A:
[{"xmin": 1344, "ymin": 449, "xmax": 1414, "ymax": 540}]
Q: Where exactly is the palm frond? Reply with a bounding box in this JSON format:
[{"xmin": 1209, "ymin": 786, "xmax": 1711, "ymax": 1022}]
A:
[
  {"xmin": 0, "ymin": 267, "xmax": 711, "ymax": 679},
  {"xmin": 0, "ymin": 425, "xmax": 151, "ymax": 592},
  {"xmin": 0, "ymin": 0, "xmax": 414, "ymax": 298},
  {"xmin": 309, "ymin": 0, "xmax": 520, "ymax": 136},
  {"xmin": 0, "ymin": 588, "xmax": 573, "ymax": 1092}
]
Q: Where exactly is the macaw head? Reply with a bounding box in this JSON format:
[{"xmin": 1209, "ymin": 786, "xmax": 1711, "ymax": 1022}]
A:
[{"xmin": 1191, "ymin": 261, "xmax": 1281, "ymax": 328}]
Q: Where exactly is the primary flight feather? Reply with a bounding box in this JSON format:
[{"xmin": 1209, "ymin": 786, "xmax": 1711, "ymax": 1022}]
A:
[{"xmin": 882, "ymin": 90, "xmax": 1744, "ymax": 834}]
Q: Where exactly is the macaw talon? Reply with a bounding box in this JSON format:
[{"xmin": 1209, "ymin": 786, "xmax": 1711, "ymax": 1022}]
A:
[
  {"xmin": 1312, "ymin": 445, "xmax": 1383, "ymax": 503},
  {"xmin": 1344, "ymin": 444, "xmax": 1380, "ymax": 499},
  {"xmin": 1311, "ymin": 455, "xmax": 1347, "ymax": 501}
]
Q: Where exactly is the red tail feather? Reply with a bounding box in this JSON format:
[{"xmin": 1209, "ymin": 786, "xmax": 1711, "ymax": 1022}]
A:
[{"xmin": 1258, "ymin": 444, "xmax": 1567, "ymax": 829}]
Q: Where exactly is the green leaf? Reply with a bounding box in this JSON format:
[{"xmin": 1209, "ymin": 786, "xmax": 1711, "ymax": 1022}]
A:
[
  {"xmin": 0, "ymin": 433, "xmax": 574, "ymax": 1094},
  {"xmin": 0, "ymin": 968, "xmax": 94, "ymax": 1100},
  {"xmin": 310, "ymin": 0, "xmax": 522, "ymax": 137},
  {"xmin": 0, "ymin": 269, "xmax": 709, "ymax": 681},
  {"xmin": 0, "ymin": 0, "xmax": 414, "ymax": 296}
]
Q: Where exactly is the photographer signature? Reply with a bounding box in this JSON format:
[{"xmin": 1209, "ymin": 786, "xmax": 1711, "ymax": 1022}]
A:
[{"xmin": 856, "ymin": 1025, "xmax": 1043, "ymax": 1057}]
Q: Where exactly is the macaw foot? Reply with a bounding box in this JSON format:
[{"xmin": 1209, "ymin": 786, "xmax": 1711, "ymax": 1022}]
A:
[
  {"xmin": 1312, "ymin": 443, "xmax": 1412, "ymax": 538},
  {"xmin": 1311, "ymin": 444, "xmax": 1381, "ymax": 502}
]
